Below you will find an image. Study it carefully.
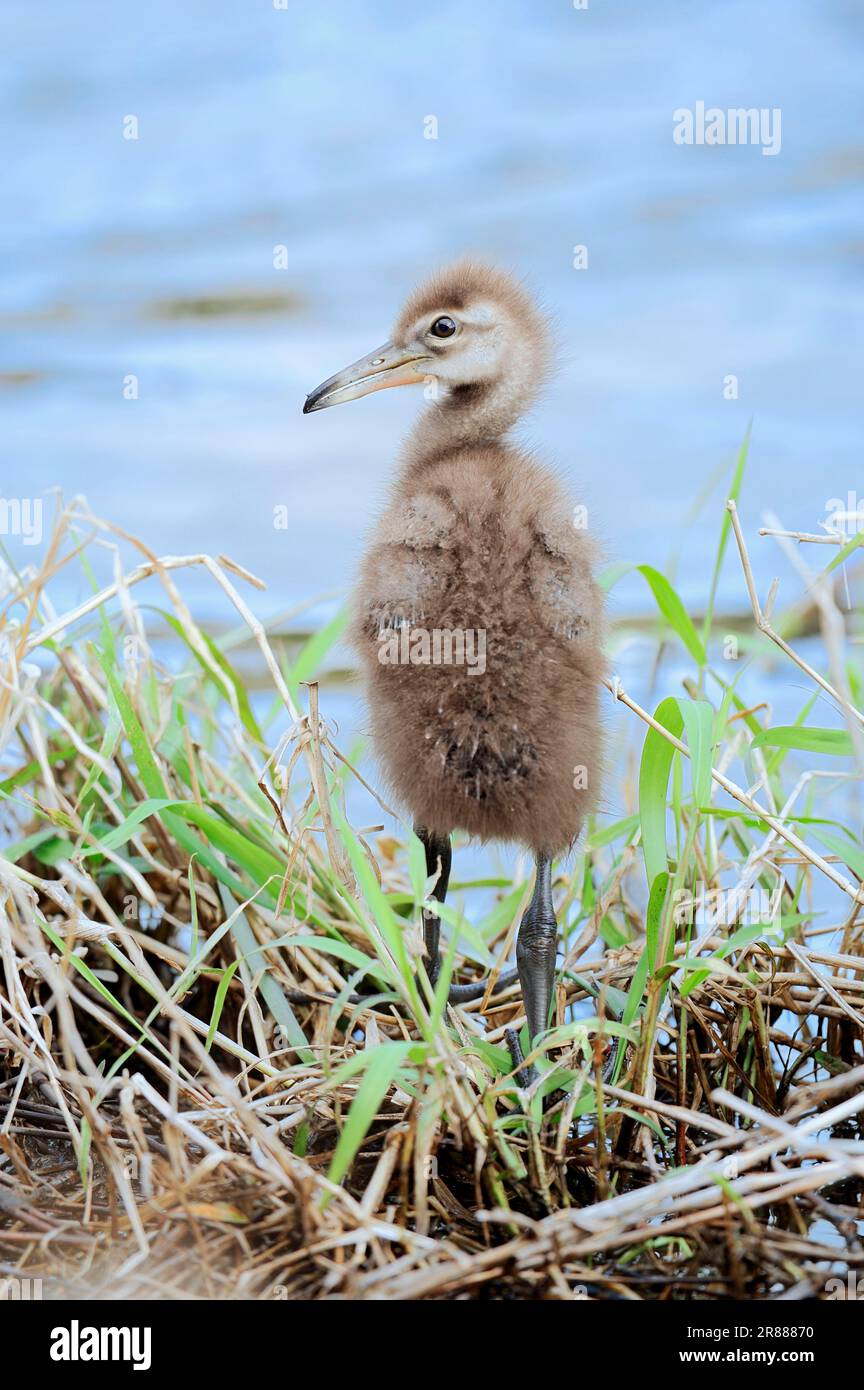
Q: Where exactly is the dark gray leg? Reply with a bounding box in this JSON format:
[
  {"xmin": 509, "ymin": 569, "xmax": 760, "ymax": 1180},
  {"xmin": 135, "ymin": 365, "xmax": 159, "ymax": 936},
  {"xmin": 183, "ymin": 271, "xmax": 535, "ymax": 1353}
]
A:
[
  {"xmin": 415, "ymin": 825, "xmax": 519, "ymax": 1004},
  {"xmin": 507, "ymin": 853, "xmax": 558, "ymax": 1084},
  {"xmin": 415, "ymin": 825, "xmax": 451, "ymax": 990}
]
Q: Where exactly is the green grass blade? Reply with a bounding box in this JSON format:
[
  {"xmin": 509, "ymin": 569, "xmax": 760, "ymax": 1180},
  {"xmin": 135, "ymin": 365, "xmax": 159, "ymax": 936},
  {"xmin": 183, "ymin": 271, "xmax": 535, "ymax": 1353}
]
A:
[
  {"xmin": 638, "ymin": 696, "xmax": 684, "ymax": 885},
  {"xmin": 750, "ymin": 726, "xmax": 853, "ymax": 756},
  {"xmin": 324, "ymin": 1041, "xmax": 414, "ymax": 1196}
]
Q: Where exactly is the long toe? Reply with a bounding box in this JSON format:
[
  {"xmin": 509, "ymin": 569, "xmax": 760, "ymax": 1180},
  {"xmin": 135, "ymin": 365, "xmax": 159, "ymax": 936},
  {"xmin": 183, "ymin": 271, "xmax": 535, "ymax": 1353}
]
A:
[{"xmin": 505, "ymin": 1026, "xmax": 535, "ymax": 1089}]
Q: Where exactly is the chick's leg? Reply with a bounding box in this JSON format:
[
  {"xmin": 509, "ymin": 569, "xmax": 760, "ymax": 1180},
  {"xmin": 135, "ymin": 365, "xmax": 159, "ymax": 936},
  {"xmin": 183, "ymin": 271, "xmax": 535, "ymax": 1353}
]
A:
[
  {"xmin": 415, "ymin": 826, "xmax": 451, "ymax": 991},
  {"xmin": 415, "ymin": 827, "xmax": 519, "ymax": 1005},
  {"xmin": 507, "ymin": 853, "xmax": 557, "ymax": 1085}
]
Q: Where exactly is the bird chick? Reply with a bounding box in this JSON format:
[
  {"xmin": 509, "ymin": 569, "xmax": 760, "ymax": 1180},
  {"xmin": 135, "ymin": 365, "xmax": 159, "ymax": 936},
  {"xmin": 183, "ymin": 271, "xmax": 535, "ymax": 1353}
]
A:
[{"xmin": 304, "ymin": 261, "xmax": 604, "ymax": 1083}]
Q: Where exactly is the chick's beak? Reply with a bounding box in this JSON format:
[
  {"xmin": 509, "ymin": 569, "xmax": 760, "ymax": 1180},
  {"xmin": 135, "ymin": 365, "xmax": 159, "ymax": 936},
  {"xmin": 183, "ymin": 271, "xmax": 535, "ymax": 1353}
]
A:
[{"xmin": 303, "ymin": 342, "xmax": 428, "ymax": 413}]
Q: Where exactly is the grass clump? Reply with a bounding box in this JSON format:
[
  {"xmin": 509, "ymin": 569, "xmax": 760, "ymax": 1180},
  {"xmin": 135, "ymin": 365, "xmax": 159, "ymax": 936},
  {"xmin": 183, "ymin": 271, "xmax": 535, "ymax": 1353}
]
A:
[{"xmin": 0, "ymin": 467, "xmax": 862, "ymax": 1301}]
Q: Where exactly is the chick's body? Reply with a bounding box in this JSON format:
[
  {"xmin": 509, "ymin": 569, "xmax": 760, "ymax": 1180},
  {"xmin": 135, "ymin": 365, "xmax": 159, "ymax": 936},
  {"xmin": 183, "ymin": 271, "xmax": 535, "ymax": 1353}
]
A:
[{"xmin": 352, "ymin": 441, "xmax": 603, "ymax": 854}]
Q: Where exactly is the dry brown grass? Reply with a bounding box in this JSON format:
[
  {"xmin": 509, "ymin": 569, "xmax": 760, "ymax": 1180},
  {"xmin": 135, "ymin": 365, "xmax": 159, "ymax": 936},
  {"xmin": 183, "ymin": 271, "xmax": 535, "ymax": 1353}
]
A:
[{"xmin": 1, "ymin": 490, "xmax": 862, "ymax": 1301}]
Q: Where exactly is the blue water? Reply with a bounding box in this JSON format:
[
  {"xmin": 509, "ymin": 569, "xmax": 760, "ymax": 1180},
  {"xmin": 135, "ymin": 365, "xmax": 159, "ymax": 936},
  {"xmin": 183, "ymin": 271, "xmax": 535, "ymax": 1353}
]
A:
[
  {"xmin": 1, "ymin": 0, "xmax": 861, "ymax": 622},
  {"xmin": 1, "ymin": 0, "xmax": 862, "ymax": 926}
]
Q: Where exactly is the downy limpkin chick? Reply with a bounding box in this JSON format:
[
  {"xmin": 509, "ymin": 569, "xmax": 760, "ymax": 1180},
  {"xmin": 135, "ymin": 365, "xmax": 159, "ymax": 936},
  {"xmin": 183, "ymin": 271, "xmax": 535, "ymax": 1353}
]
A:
[{"xmin": 303, "ymin": 261, "xmax": 604, "ymax": 1082}]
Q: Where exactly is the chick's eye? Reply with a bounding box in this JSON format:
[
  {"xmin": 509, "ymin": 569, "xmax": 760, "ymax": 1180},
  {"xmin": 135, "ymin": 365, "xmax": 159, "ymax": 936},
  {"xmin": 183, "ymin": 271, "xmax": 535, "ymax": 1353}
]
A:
[{"xmin": 429, "ymin": 315, "xmax": 457, "ymax": 338}]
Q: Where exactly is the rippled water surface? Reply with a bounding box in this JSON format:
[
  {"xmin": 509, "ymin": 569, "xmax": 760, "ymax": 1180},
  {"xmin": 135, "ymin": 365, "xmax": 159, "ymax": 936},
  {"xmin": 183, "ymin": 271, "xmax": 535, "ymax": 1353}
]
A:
[{"xmin": 2, "ymin": 0, "xmax": 862, "ymax": 622}]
